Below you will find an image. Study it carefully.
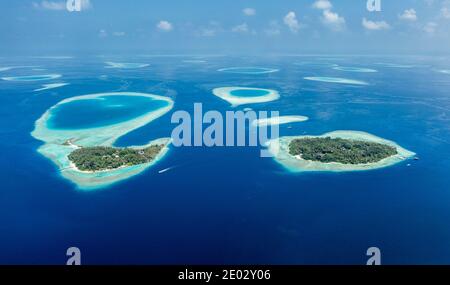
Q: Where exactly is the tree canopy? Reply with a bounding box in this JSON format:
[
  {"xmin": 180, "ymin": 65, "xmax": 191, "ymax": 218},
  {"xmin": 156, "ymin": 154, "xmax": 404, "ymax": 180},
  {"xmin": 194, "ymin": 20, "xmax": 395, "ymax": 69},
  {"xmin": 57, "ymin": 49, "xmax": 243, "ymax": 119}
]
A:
[
  {"xmin": 68, "ymin": 145, "xmax": 164, "ymax": 172},
  {"xmin": 289, "ymin": 137, "xmax": 397, "ymax": 164}
]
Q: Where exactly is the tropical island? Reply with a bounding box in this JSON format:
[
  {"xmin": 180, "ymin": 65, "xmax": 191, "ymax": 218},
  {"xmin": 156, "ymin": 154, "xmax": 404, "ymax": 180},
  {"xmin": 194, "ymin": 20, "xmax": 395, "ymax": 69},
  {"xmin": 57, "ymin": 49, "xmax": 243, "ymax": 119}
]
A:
[
  {"xmin": 31, "ymin": 92, "xmax": 174, "ymax": 190},
  {"xmin": 267, "ymin": 131, "xmax": 415, "ymax": 172},
  {"xmin": 68, "ymin": 145, "xmax": 165, "ymax": 172},
  {"xmin": 288, "ymin": 137, "xmax": 397, "ymax": 165}
]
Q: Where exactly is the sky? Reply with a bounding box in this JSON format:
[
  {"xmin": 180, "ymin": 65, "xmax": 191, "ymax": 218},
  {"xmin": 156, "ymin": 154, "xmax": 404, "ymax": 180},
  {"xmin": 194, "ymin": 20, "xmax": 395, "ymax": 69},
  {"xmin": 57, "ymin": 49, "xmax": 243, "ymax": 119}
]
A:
[{"xmin": 1, "ymin": 0, "xmax": 450, "ymax": 55}]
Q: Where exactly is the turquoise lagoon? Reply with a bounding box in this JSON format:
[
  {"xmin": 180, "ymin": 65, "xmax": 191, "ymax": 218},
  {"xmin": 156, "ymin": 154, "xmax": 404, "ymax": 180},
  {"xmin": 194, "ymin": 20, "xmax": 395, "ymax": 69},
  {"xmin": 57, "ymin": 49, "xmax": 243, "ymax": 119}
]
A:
[
  {"xmin": 229, "ymin": 89, "xmax": 271, "ymax": 97},
  {"xmin": 47, "ymin": 95, "xmax": 169, "ymax": 130}
]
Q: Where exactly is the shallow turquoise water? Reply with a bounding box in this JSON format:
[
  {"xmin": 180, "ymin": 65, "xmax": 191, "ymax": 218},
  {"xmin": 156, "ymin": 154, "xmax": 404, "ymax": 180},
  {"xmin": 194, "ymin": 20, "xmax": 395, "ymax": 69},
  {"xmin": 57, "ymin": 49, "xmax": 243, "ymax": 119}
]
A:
[
  {"xmin": 230, "ymin": 89, "xmax": 270, "ymax": 97},
  {"xmin": 47, "ymin": 95, "xmax": 169, "ymax": 130}
]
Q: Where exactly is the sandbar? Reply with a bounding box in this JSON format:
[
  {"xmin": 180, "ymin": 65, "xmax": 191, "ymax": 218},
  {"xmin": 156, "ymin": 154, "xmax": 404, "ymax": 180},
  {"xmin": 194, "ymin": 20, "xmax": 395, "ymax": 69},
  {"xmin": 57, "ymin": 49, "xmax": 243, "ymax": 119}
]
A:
[
  {"xmin": 2, "ymin": 74, "xmax": 62, "ymax": 81},
  {"xmin": 375, "ymin": 63, "xmax": 416, "ymax": 68},
  {"xmin": 105, "ymin": 62, "xmax": 150, "ymax": 69},
  {"xmin": 252, "ymin": 115, "xmax": 309, "ymax": 127},
  {"xmin": 183, "ymin": 60, "xmax": 207, "ymax": 63},
  {"xmin": 34, "ymin": 83, "xmax": 69, "ymax": 92},
  {"xmin": 217, "ymin": 67, "xmax": 279, "ymax": 74},
  {"xmin": 0, "ymin": 66, "xmax": 40, "ymax": 72},
  {"xmin": 333, "ymin": 66, "xmax": 378, "ymax": 73}
]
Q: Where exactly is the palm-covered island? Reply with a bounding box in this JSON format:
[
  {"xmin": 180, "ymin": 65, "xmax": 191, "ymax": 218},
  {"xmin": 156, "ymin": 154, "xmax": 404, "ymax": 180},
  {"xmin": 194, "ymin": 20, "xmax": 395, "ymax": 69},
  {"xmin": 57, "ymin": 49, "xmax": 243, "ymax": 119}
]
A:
[
  {"xmin": 288, "ymin": 137, "xmax": 398, "ymax": 164},
  {"xmin": 268, "ymin": 131, "xmax": 415, "ymax": 172},
  {"xmin": 68, "ymin": 145, "xmax": 164, "ymax": 172}
]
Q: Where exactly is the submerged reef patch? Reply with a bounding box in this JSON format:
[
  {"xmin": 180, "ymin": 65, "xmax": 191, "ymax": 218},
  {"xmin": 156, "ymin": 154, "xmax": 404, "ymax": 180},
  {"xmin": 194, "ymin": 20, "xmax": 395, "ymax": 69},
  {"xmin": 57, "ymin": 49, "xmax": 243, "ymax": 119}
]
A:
[
  {"xmin": 105, "ymin": 62, "xmax": 150, "ymax": 69},
  {"xmin": 212, "ymin": 87, "xmax": 280, "ymax": 106},
  {"xmin": 217, "ymin": 67, "xmax": 279, "ymax": 74},
  {"xmin": 333, "ymin": 66, "xmax": 378, "ymax": 73},
  {"xmin": 303, "ymin": 77, "xmax": 369, "ymax": 85},
  {"xmin": 2, "ymin": 74, "xmax": 62, "ymax": 82}
]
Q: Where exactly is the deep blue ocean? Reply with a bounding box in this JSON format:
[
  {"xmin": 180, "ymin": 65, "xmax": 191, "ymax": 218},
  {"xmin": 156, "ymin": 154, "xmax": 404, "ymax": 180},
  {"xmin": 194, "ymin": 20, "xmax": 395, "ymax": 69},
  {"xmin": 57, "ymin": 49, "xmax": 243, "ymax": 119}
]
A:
[{"xmin": 0, "ymin": 55, "xmax": 449, "ymax": 265}]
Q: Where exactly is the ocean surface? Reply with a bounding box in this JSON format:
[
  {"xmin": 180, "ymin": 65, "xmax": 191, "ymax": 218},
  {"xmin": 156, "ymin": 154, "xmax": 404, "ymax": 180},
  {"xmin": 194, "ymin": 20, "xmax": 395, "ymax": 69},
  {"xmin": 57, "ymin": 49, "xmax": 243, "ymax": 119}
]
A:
[{"xmin": 0, "ymin": 55, "xmax": 449, "ymax": 265}]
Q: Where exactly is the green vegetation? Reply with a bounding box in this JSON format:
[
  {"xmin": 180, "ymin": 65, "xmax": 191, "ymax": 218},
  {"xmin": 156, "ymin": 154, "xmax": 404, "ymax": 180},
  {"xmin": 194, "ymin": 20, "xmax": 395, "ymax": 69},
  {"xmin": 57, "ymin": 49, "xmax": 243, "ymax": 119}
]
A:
[
  {"xmin": 68, "ymin": 145, "xmax": 164, "ymax": 172},
  {"xmin": 288, "ymin": 137, "xmax": 397, "ymax": 164}
]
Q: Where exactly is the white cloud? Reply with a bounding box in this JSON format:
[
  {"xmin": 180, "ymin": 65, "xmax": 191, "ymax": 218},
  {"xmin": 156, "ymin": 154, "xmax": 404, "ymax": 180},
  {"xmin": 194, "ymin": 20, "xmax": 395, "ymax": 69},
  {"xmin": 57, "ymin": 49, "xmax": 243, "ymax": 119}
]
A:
[
  {"xmin": 441, "ymin": 7, "xmax": 450, "ymax": 18},
  {"xmin": 321, "ymin": 9, "xmax": 345, "ymax": 30},
  {"xmin": 312, "ymin": 1, "xmax": 345, "ymax": 31},
  {"xmin": 79, "ymin": 0, "xmax": 92, "ymax": 10},
  {"xmin": 33, "ymin": 1, "xmax": 65, "ymax": 10},
  {"xmin": 232, "ymin": 23, "xmax": 249, "ymax": 33},
  {"xmin": 243, "ymin": 8, "xmax": 256, "ymax": 16},
  {"xmin": 157, "ymin": 20, "xmax": 173, "ymax": 32},
  {"xmin": 98, "ymin": 29, "xmax": 107, "ymax": 38},
  {"xmin": 423, "ymin": 22, "xmax": 437, "ymax": 33},
  {"xmin": 283, "ymin": 11, "xmax": 300, "ymax": 33},
  {"xmin": 362, "ymin": 18, "xmax": 390, "ymax": 30},
  {"xmin": 113, "ymin": 32, "xmax": 126, "ymax": 37},
  {"xmin": 195, "ymin": 22, "xmax": 222, "ymax": 37},
  {"xmin": 33, "ymin": 0, "xmax": 92, "ymax": 11},
  {"xmin": 264, "ymin": 21, "xmax": 281, "ymax": 36},
  {"xmin": 199, "ymin": 29, "xmax": 216, "ymax": 37},
  {"xmin": 312, "ymin": 0, "xmax": 332, "ymax": 10},
  {"xmin": 399, "ymin": 9, "xmax": 417, "ymax": 21}
]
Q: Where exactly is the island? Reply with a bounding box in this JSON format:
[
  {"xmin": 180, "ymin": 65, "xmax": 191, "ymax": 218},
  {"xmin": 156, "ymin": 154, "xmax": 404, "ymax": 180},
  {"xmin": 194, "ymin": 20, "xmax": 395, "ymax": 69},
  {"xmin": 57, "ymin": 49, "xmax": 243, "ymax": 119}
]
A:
[
  {"xmin": 267, "ymin": 131, "xmax": 415, "ymax": 172},
  {"xmin": 31, "ymin": 92, "xmax": 174, "ymax": 190},
  {"xmin": 68, "ymin": 145, "xmax": 165, "ymax": 172}
]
